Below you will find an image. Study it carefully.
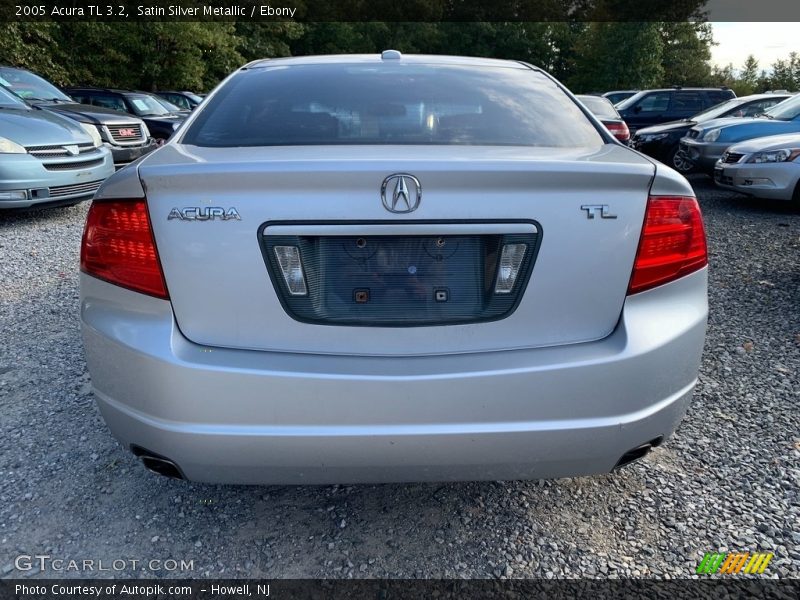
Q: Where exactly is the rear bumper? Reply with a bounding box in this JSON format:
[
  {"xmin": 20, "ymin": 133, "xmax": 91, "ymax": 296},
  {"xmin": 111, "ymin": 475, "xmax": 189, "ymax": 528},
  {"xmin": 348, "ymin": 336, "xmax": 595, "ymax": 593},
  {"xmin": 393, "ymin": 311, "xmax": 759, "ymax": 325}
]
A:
[
  {"xmin": 80, "ymin": 268, "xmax": 708, "ymax": 484},
  {"xmin": 713, "ymin": 160, "xmax": 800, "ymax": 201}
]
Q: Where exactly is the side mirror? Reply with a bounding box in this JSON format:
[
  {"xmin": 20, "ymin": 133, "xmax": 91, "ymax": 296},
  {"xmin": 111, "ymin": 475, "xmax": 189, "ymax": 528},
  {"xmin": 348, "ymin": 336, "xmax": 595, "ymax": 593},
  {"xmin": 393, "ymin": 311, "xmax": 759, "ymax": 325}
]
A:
[{"xmin": 633, "ymin": 105, "xmax": 642, "ymax": 114}]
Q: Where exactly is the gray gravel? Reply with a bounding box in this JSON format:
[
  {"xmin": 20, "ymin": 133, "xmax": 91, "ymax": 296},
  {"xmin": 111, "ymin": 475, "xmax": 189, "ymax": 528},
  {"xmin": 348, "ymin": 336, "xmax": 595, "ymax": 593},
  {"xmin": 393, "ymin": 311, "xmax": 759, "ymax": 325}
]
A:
[{"xmin": 1, "ymin": 177, "xmax": 798, "ymax": 579}]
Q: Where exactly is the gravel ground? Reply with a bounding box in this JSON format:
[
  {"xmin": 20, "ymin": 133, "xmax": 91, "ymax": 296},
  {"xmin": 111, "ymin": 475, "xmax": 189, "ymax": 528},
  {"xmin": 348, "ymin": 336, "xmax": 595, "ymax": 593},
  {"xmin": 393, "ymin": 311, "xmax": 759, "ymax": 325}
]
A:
[{"xmin": 0, "ymin": 177, "xmax": 798, "ymax": 580}]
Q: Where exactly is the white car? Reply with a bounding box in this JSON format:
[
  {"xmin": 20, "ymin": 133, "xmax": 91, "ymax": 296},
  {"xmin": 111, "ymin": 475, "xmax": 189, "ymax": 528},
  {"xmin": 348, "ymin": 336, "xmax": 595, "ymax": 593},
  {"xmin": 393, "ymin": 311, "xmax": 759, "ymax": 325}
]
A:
[{"xmin": 714, "ymin": 133, "xmax": 800, "ymax": 204}]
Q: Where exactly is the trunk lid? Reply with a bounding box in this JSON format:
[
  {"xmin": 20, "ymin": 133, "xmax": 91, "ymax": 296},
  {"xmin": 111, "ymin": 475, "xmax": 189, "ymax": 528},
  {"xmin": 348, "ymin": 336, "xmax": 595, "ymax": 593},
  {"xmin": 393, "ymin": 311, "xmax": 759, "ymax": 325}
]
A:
[{"xmin": 142, "ymin": 144, "xmax": 654, "ymax": 356}]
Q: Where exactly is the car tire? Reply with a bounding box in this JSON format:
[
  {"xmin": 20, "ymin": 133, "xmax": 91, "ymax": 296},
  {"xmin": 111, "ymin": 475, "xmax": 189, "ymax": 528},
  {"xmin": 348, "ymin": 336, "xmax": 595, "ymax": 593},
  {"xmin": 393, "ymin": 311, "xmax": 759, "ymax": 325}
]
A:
[
  {"xmin": 791, "ymin": 181, "xmax": 800, "ymax": 210},
  {"xmin": 669, "ymin": 145, "xmax": 694, "ymax": 174}
]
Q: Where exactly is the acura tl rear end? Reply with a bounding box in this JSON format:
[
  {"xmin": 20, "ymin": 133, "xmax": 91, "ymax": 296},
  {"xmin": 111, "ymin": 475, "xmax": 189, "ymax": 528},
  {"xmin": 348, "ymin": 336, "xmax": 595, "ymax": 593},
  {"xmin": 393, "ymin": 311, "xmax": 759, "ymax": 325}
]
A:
[{"xmin": 79, "ymin": 53, "xmax": 708, "ymax": 484}]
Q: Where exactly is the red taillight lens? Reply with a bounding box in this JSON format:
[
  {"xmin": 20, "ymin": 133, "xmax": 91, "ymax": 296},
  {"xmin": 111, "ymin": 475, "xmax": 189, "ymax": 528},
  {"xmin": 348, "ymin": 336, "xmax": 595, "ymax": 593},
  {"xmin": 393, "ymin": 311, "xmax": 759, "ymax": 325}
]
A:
[
  {"xmin": 80, "ymin": 199, "xmax": 169, "ymax": 299},
  {"xmin": 628, "ymin": 195, "xmax": 707, "ymax": 295},
  {"xmin": 605, "ymin": 121, "xmax": 630, "ymax": 143}
]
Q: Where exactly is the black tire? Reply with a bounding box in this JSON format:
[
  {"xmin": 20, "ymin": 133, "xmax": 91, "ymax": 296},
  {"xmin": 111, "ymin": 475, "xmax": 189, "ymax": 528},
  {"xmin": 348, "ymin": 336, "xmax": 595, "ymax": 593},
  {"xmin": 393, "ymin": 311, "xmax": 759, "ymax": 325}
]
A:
[
  {"xmin": 668, "ymin": 145, "xmax": 694, "ymax": 174},
  {"xmin": 791, "ymin": 180, "xmax": 800, "ymax": 210}
]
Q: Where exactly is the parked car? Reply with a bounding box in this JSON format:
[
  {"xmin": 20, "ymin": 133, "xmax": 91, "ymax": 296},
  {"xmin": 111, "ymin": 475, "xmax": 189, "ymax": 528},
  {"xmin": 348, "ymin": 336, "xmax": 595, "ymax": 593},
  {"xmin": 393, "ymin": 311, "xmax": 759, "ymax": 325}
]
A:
[
  {"xmin": 603, "ymin": 90, "xmax": 638, "ymax": 105},
  {"xmin": 713, "ymin": 133, "xmax": 800, "ymax": 204},
  {"xmin": 155, "ymin": 91, "xmax": 203, "ymax": 111},
  {"xmin": 0, "ymin": 86, "xmax": 113, "ymax": 209},
  {"xmin": 680, "ymin": 93, "xmax": 800, "ymax": 174},
  {"xmin": 576, "ymin": 94, "xmax": 630, "ymax": 142},
  {"xmin": 81, "ymin": 52, "xmax": 708, "ymax": 485},
  {"xmin": 630, "ymin": 93, "xmax": 792, "ymax": 172},
  {"xmin": 0, "ymin": 66, "xmax": 157, "ymax": 170},
  {"xmin": 616, "ymin": 87, "xmax": 736, "ymax": 134},
  {"xmin": 64, "ymin": 87, "xmax": 185, "ymax": 142},
  {"xmin": 146, "ymin": 93, "xmax": 191, "ymax": 117}
]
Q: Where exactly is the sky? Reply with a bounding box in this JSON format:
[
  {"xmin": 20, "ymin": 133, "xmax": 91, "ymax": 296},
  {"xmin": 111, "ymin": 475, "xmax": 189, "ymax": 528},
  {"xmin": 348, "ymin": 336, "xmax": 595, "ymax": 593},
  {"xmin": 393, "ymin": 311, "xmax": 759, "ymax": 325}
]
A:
[{"xmin": 709, "ymin": 23, "xmax": 798, "ymax": 72}]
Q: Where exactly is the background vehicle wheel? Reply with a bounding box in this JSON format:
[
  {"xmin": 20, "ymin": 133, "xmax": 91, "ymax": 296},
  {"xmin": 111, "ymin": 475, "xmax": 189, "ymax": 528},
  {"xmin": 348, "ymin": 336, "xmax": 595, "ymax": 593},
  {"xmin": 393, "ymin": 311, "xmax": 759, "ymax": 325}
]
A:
[{"xmin": 669, "ymin": 146, "xmax": 694, "ymax": 174}]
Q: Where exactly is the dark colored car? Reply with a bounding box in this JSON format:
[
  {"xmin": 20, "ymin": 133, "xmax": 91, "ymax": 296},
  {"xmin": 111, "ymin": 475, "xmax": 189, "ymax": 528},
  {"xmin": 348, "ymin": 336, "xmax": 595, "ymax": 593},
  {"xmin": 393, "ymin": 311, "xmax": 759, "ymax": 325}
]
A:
[
  {"xmin": 0, "ymin": 66, "xmax": 157, "ymax": 170},
  {"xmin": 155, "ymin": 91, "xmax": 203, "ymax": 111},
  {"xmin": 148, "ymin": 93, "xmax": 191, "ymax": 117},
  {"xmin": 602, "ymin": 90, "xmax": 638, "ymax": 105},
  {"xmin": 630, "ymin": 93, "xmax": 792, "ymax": 173},
  {"xmin": 576, "ymin": 94, "xmax": 630, "ymax": 143},
  {"xmin": 65, "ymin": 87, "xmax": 186, "ymax": 142},
  {"xmin": 616, "ymin": 87, "xmax": 736, "ymax": 134}
]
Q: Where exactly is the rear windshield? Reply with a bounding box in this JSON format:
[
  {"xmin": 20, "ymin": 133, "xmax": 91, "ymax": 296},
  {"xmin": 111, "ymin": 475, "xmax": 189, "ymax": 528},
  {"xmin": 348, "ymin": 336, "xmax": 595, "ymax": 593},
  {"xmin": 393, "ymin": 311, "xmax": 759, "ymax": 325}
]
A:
[
  {"xmin": 765, "ymin": 94, "xmax": 800, "ymax": 121},
  {"xmin": 182, "ymin": 63, "xmax": 604, "ymax": 147},
  {"xmin": 576, "ymin": 96, "xmax": 619, "ymax": 119}
]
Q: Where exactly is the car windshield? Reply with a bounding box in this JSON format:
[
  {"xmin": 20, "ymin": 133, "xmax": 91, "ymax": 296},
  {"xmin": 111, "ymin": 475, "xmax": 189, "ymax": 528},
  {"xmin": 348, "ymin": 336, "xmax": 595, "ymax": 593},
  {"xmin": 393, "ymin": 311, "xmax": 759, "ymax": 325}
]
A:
[
  {"xmin": 576, "ymin": 95, "xmax": 619, "ymax": 119},
  {"xmin": 0, "ymin": 84, "xmax": 30, "ymax": 108},
  {"xmin": 154, "ymin": 96, "xmax": 182, "ymax": 112},
  {"xmin": 126, "ymin": 94, "xmax": 171, "ymax": 116},
  {"xmin": 184, "ymin": 92, "xmax": 202, "ymax": 103},
  {"xmin": 183, "ymin": 63, "xmax": 604, "ymax": 148},
  {"xmin": 614, "ymin": 91, "xmax": 649, "ymax": 111},
  {"xmin": 690, "ymin": 98, "xmax": 747, "ymax": 122},
  {"xmin": 0, "ymin": 67, "xmax": 72, "ymax": 102},
  {"xmin": 764, "ymin": 94, "xmax": 800, "ymax": 120}
]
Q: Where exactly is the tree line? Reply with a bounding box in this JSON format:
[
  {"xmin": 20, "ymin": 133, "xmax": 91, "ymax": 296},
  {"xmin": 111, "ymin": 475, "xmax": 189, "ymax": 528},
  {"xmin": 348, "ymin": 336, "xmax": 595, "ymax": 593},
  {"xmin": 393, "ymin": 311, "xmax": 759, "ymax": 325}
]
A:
[{"xmin": 0, "ymin": 22, "xmax": 797, "ymax": 95}]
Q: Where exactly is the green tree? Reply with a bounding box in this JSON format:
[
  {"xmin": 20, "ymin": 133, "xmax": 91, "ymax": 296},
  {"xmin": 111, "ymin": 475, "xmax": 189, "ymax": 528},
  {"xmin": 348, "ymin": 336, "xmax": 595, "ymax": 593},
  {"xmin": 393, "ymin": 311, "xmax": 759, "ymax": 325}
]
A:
[
  {"xmin": 0, "ymin": 23, "xmax": 68, "ymax": 83},
  {"xmin": 659, "ymin": 22, "xmax": 713, "ymax": 86},
  {"xmin": 235, "ymin": 22, "xmax": 305, "ymax": 62},
  {"xmin": 737, "ymin": 55, "xmax": 759, "ymax": 95},
  {"xmin": 708, "ymin": 63, "xmax": 736, "ymax": 89},
  {"xmin": 569, "ymin": 22, "xmax": 664, "ymax": 93},
  {"xmin": 769, "ymin": 57, "xmax": 794, "ymax": 91},
  {"xmin": 59, "ymin": 22, "xmax": 244, "ymax": 91}
]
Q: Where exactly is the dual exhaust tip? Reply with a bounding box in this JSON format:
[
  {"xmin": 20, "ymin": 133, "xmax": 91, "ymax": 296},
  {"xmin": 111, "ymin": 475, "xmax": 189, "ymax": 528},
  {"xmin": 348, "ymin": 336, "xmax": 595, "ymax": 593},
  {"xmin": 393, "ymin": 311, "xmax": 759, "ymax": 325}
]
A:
[
  {"xmin": 130, "ymin": 437, "xmax": 664, "ymax": 481},
  {"xmin": 131, "ymin": 445, "xmax": 185, "ymax": 480}
]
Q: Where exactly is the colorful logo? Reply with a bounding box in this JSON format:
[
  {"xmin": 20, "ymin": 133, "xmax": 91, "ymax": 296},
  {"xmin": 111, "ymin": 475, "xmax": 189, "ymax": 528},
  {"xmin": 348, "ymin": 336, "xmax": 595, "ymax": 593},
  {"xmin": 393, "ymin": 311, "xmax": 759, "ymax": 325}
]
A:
[{"xmin": 696, "ymin": 552, "xmax": 773, "ymax": 575}]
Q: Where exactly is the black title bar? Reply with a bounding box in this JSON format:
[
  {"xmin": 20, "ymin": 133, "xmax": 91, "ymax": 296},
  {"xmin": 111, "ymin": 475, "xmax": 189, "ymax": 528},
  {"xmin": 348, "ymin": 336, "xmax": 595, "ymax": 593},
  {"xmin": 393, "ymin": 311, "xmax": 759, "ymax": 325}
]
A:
[{"xmin": 4, "ymin": 0, "xmax": 800, "ymax": 22}]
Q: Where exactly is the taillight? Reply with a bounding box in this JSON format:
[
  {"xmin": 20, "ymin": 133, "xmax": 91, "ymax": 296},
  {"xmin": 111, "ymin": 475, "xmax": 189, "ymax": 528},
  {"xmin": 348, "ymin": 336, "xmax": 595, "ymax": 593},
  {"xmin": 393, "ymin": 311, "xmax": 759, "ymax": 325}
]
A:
[
  {"xmin": 628, "ymin": 195, "xmax": 707, "ymax": 295},
  {"xmin": 605, "ymin": 121, "xmax": 630, "ymax": 143},
  {"xmin": 80, "ymin": 199, "xmax": 169, "ymax": 299}
]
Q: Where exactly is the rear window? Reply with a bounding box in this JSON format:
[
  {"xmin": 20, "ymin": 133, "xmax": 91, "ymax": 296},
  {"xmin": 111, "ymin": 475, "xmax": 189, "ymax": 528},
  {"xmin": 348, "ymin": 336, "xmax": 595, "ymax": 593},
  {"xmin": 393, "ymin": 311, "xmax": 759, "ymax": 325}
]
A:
[
  {"xmin": 576, "ymin": 96, "xmax": 619, "ymax": 119},
  {"xmin": 182, "ymin": 63, "xmax": 604, "ymax": 148},
  {"xmin": 765, "ymin": 94, "xmax": 800, "ymax": 121}
]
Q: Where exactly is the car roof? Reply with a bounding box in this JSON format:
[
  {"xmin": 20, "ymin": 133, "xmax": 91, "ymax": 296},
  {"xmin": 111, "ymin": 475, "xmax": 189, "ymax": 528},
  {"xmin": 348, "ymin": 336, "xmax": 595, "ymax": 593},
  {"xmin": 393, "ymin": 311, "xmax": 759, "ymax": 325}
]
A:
[
  {"xmin": 242, "ymin": 52, "xmax": 534, "ymax": 71},
  {"xmin": 68, "ymin": 87, "xmax": 154, "ymax": 96},
  {"xmin": 638, "ymin": 87, "xmax": 732, "ymax": 93},
  {"xmin": 737, "ymin": 93, "xmax": 793, "ymax": 100}
]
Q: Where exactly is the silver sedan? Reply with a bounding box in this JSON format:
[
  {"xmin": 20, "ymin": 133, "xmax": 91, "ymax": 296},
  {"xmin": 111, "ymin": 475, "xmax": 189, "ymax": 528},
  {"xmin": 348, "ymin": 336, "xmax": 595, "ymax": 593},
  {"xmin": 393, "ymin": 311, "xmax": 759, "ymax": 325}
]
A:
[
  {"xmin": 80, "ymin": 52, "xmax": 708, "ymax": 484},
  {"xmin": 714, "ymin": 133, "xmax": 800, "ymax": 203}
]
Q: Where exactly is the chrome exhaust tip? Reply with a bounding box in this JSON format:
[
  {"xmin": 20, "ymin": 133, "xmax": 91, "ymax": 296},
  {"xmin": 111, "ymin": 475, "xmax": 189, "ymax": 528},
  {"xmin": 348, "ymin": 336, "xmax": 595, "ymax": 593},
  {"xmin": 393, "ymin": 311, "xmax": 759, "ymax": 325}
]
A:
[
  {"xmin": 131, "ymin": 445, "xmax": 185, "ymax": 480},
  {"xmin": 613, "ymin": 436, "xmax": 663, "ymax": 470}
]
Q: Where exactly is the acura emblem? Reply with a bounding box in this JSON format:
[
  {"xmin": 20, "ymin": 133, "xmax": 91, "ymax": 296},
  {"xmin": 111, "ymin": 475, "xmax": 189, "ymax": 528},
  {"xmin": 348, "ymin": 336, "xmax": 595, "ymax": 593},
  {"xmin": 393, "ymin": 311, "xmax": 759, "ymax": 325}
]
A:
[
  {"xmin": 381, "ymin": 174, "xmax": 421, "ymax": 213},
  {"xmin": 168, "ymin": 207, "xmax": 241, "ymax": 221}
]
